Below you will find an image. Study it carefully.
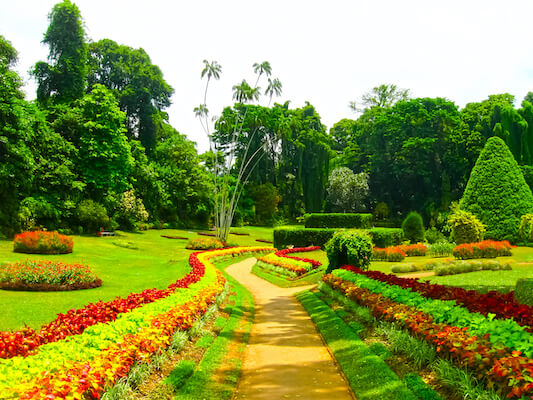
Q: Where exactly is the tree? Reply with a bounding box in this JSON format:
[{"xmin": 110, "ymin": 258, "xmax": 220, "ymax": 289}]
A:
[
  {"xmin": 87, "ymin": 39, "xmax": 174, "ymax": 152},
  {"xmin": 232, "ymin": 80, "xmax": 260, "ymax": 103},
  {"xmin": 250, "ymin": 183, "xmax": 279, "ymax": 224},
  {"xmin": 350, "ymin": 83, "xmax": 410, "ymax": 113},
  {"xmin": 401, "ymin": 211, "xmax": 425, "ymax": 243},
  {"xmin": 460, "ymin": 136, "xmax": 533, "ymax": 241},
  {"xmin": 33, "ymin": 0, "xmax": 87, "ymax": 105},
  {"xmin": 326, "ymin": 167, "xmax": 369, "ymax": 212},
  {"xmin": 77, "ymin": 84, "xmax": 133, "ymax": 198}
]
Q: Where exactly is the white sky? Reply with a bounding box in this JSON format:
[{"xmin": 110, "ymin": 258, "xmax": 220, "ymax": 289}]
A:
[{"xmin": 2, "ymin": 0, "xmax": 533, "ymax": 152}]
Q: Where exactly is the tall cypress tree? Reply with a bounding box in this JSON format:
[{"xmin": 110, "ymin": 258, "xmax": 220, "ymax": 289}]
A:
[{"xmin": 460, "ymin": 136, "xmax": 533, "ymax": 241}]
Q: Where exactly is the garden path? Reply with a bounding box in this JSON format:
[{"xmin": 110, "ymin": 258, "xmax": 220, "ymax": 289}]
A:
[{"xmin": 226, "ymin": 258, "xmax": 355, "ymax": 400}]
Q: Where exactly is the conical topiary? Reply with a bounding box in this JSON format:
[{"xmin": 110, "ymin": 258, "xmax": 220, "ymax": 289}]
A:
[{"xmin": 460, "ymin": 136, "xmax": 533, "ymax": 242}]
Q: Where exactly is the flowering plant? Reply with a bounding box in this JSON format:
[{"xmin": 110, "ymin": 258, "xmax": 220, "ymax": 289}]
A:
[
  {"xmin": 13, "ymin": 231, "xmax": 73, "ymax": 254},
  {"xmin": 453, "ymin": 240, "xmax": 513, "ymax": 259}
]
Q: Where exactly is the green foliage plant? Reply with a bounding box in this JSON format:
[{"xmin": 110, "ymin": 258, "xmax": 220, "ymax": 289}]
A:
[
  {"xmin": 373, "ymin": 202, "xmax": 390, "ymax": 220},
  {"xmin": 304, "ymin": 213, "xmax": 373, "ymax": 229},
  {"xmin": 519, "ymin": 214, "xmax": 533, "ymax": 243},
  {"xmin": 325, "ymin": 230, "xmax": 373, "ymax": 273},
  {"xmin": 368, "ymin": 228, "xmax": 404, "ymax": 247},
  {"xmin": 401, "ymin": 211, "xmax": 425, "ymax": 243},
  {"xmin": 447, "ymin": 204, "xmax": 485, "ymax": 245},
  {"xmin": 515, "ymin": 278, "xmax": 533, "ymax": 305},
  {"xmin": 77, "ymin": 199, "xmax": 109, "ymax": 233},
  {"xmin": 273, "ymin": 227, "xmax": 336, "ymax": 248},
  {"xmin": 460, "ymin": 136, "xmax": 533, "ymax": 242},
  {"xmin": 166, "ymin": 360, "xmax": 196, "ymax": 391}
]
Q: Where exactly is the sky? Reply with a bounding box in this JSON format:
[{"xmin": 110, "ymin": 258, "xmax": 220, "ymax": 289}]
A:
[{"xmin": 2, "ymin": 0, "xmax": 533, "ymax": 152}]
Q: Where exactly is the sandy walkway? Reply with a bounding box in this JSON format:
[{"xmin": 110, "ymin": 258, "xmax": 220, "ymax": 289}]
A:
[{"xmin": 226, "ymin": 258, "xmax": 355, "ymax": 400}]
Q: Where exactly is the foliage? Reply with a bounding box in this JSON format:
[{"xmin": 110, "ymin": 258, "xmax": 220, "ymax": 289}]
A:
[
  {"xmin": 249, "ymin": 183, "xmax": 279, "ymax": 225},
  {"xmin": 373, "ymin": 202, "xmax": 390, "ymax": 220},
  {"xmin": 166, "ymin": 360, "xmax": 196, "ymax": 391},
  {"xmin": 185, "ymin": 237, "xmax": 225, "ymax": 250},
  {"xmin": 13, "ymin": 231, "xmax": 73, "ymax": 254},
  {"xmin": 326, "ymin": 167, "xmax": 369, "ymax": 212},
  {"xmin": 368, "ymin": 228, "xmax": 404, "ymax": 248},
  {"xmin": 273, "ymin": 227, "xmax": 336, "ymax": 248},
  {"xmin": 325, "ymin": 230, "xmax": 372, "ymax": 273},
  {"xmin": 434, "ymin": 260, "xmax": 512, "ymax": 276},
  {"xmin": 447, "ymin": 204, "xmax": 485, "ymax": 245},
  {"xmin": 519, "ymin": 214, "xmax": 533, "ymax": 243},
  {"xmin": 116, "ymin": 190, "xmax": 149, "ymax": 230},
  {"xmin": 515, "ymin": 278, "xmax": 533, "ymax": 306},
  {"xmin": 304, "ymin": 213, "xmax": 372, "ymax": 229},
  {"xmin": 32, "ymin": 0, "xmax": 87, "ymax": 105},
  {"xmin": 428, "ymin": 240, "xmax": 455, "ymax": 257},
  {"xmin": 453, "ymin": 240, "xmax": 513, "ymax": 259},
  {"xmin": 460, "ymin": 136, "xmax": 533, "ymax": 242},
  {"xmin": 424, "ymin": 227, "xmax": 446, "ymax": 244},
  {"xmin": 0, "ymin": 260, "xmax": 101, "ymax": 290},
  {"xmin": 76, "ymin": 199, "xmax": 110, "ymax": 233},
  {"xmin": 401, "ymin": 211, "xmax": 425, "ymax": 243}
]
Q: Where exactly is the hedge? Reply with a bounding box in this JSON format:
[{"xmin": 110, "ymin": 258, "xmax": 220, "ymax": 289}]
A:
[
  {"xmin": 304, "ymin": 213, "xmax": 373, "ymax": 229},
  {"xmin": 368, "ymin": 228, "xmax": 404, "ymax": 248},
  {"xmin": 273, "ymin": 227, "xmax": 336, "ymax": 249}
]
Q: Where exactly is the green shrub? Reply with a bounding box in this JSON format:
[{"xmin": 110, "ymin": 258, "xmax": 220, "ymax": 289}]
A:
[
  {"xmin": 325, "ymin": 230, "xmax": 373, "ymax": 273},
  {"xmin": 273, "ymin": 227, "xmax": 336, "ymax": 248},
  {"xmin": 447, "ymin": 205, "xmax": 485, "ymax": 245},
  {"xmin": 166, "ymin": 360, "xmax": 196, "ymax": 391},
  {"xmin": 460, "ymin": 136, "xmax": 533, "ymax": 242},
  {"xmin": 373, "ymin": 202, "xmax": 390, "ymax": 220},
  {"xmin": 519, "ymin": 214, "xmax": 533, "ymax": 243},
  {"xmin": 368, "ymin": 228, "xmax": 404, "ymax": 247},
  {"xmin": 304, "ymin": 213, "xmax": 373, "ymax": 229},
  {"xmin": 515, "ymin": 278, "xmax": 533, "ymax": 305},
  {"xmin": 425, "ymin": 227, "xmax": 446, "ymax": 244},
  {"xmin": 401, "ymin": 212, "xmax": 425, "ymax": 243},
  {"xmin": 428, "ymin": 240, "xmax": 455, "ymax": 257},
  {"xmin": 77, "ymin": 200, "xmax": 110, "ymax": 233}
]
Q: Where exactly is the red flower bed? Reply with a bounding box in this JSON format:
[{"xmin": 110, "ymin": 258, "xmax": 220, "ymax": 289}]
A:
[
  {"xmin": 341, "ymin": 265, "xmax": 533, "ymax": 333},
  {"xmin": 275, "ymin": 246, "xmax": 322, "ymax": 267},
  {"xmin": 0, "ymin": 260, "xmax": 101, "ymax": 291},
  {"xmin": 372, "ymin": 247, "xmax": 406, "ymax": 262},
  {"xmin": 324, "ymin": 274, "xmax": 533, "ymax": 399},
  {"xmin": 453, "ymin": 240, "xmax": 513, "ymax": 259},
  {"xmin": 13, "ymin": 231, "xmax": 73, "ymax": 254}
]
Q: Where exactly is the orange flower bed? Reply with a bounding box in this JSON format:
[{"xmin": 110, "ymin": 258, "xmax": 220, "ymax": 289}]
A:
[
  {"xmin": 13, "ymin": 231, "xmax": 73, "ymax": 255},
  {"xmin": 453, "ymin": 240, "xmax": 513, "ymax": 259}
]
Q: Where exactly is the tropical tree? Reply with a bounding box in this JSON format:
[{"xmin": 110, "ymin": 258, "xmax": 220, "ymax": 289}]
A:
[{"xmin": 327, "ymin": 167, "xmax": 369, "ymax": 212}]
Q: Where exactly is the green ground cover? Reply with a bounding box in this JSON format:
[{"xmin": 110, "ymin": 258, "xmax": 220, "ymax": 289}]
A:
[{"xmin": 0, "ymin": 227, "xmax": 273, "ymax": 331}]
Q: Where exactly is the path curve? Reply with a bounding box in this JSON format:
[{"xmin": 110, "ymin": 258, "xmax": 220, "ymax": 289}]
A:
[{"xmin": 226, "ymin": 258, "xmax": 355, "ymax": 400}]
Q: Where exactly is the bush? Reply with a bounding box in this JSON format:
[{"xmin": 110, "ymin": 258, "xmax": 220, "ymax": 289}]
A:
[
  {"xmin": 460, "ymin": 136, "xmax": 533, "ymax": 242},
  {"xmin": 77, "ymin": 200, "xmax": 110, "ymax": 234},
  {"xmin": 519, "ymin": 214, "xmax": 533, "ymax": 243},
  {"xmin": 273, "ymin": 227, "xmax": 336, "ymax": 248},
  {"xmin": 428, "ymin": 241, "xmax": 455, "ymax": 257},
  {"xmin": 398, "ymin": 243, "xmax": 427, "ymax": 256},
  {"xmin": 515, "ymin": 278, "xmax": 533, "ymax": 305},
  {"xmin": 372, "ymin": 247, "xmax": 406, "ymax": 262},
  {"xmin": 447, "ymin": 205, "xmax": 485, "ymax": 245},
  {"xmin": 368, "ymin": 228, "xmax": 404, "ymax": 248},
  {"xmin": 452, "ymin": 240, "xmax": 513, "ymax": 259},
  {"xmin": 185, "ymin": 237, "xmax": 225, "ymax": 250},
  {"xmin": 325, "ymin": 230, "xmax": 373, "ymax": 273},
  {"xmin": 13, "ymin": 231, "xmax": 73, "ymax": 254},
  {"xmin": 425, "ymin": 227, "xmax": 446, "ymax": 244},
  {"xmin": 373, "ymin": 202, "xmax": 390, "ymax": 220},
  {"xmin": 116, "ymin": 190, "xmax": 149, "ymax": 230},
  {"xmin": 434, "ymin": 260, "xmax": 512, "ymax": 276},
  {"xmin": 401, "ymin": 212, "xmax": 425, "ymax": 243},
  {"xmin": 304, "ymin": 213, "xmax": 373, "ymax": 229}
]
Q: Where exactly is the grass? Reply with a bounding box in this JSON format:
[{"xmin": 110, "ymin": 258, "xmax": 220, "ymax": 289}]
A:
[
  {"xmin": 0, "ymin": 227, "xmax": 273, "ymax": 331},
  {"xmin": 296, "ymin": 290, "xmax": 417, "ymax": 400}
]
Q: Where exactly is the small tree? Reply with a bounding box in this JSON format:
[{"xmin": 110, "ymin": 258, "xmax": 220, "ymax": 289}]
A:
[
  {"xmin": 325, "ymin": 230, "xmax": 373, "ymax": 273},
  {"xmin": 447, "ymin": 204, "xmax": 485, "ymax": 244},
  {"xmin": 460, "ymin": 136, "xmax": 533, "ymax": 241},
  {"xmin": 401, "ymin": 211, "xmax": 425, "ymax": 243},
  {"xmin": 327, "ymin": 167, "xmax": 369, "ymax": 212}
]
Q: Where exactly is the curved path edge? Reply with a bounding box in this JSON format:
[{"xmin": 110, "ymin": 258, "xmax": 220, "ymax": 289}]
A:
[{"xmin": 225, "ymin": 257, "xmax": 355, "ymax": 400}]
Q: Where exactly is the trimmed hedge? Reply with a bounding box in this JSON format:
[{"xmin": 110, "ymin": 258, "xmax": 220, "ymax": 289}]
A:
[
  {"xmin": 273, "ymin": 227, "xmax": 336, "ymax": 248},
  {"xmin": 304, "ymin": 213, "xmax": 373, "ymax": 229},
  {"xmin": 368, "ymin": 228, "xmax": 404, "ymax": 248}
]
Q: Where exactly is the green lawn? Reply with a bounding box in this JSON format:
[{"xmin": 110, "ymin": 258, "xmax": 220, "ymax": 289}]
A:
[{"xmin": 0, "ymin": 227, "xmax": 273, "ymax": 331}]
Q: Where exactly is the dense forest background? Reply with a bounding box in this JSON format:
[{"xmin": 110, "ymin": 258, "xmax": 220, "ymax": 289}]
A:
[{"xmin": 2, "ymin": 0, "xmax": 533, "ymax": 236}]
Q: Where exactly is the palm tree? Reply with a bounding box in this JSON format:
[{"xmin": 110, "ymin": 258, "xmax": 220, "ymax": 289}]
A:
[
  {"xmin": 232, "ymin": 80, "xmax": 260, "ymax": 103},
  {"xmin": 253, "ymin": 61, "xmax": 271, "ymax": 87},
  {"xmin": 201, "ymin": 60, "xmax": 222, "ymax": 105},
  {"xmin": 265, "ymin": 77, "xmax": 282, "ymax": 106}
]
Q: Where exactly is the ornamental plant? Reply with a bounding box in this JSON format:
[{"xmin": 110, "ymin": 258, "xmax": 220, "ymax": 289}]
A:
[
  {"xmin": 453, "ymin": 240, "xmax": 513, "ymax": 259},
  {"xmin": 13, "ymin": 231, "xmax": 73, "ymax": 254},
  {"xmin": 460, "ymin": 136, "xmax": 533, "ymax": 242},
  {"xmin": 186, "ymin": 237, "xmax": 225, "ymax": 250},
  {"xmin": 372, "ymin": 247, "xmax": 406, "ymax": 262},
  {"xmin": 519, "ymin": 214, "xmax": 533, "ymax": 243},
  {"xmin": 401, "ymin": 211, "xmax": 425, "ymax": 243},
  {"xmin": 0, "ymin": 260, "xmax": 101, "ymax": 291},
  {"xmin": 325, "ymin": 230, "xmax": 372, "ymax": 273},
  {"xmin": 447, "ymin": 204, "xmax": 485, "ymax": 245}
]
